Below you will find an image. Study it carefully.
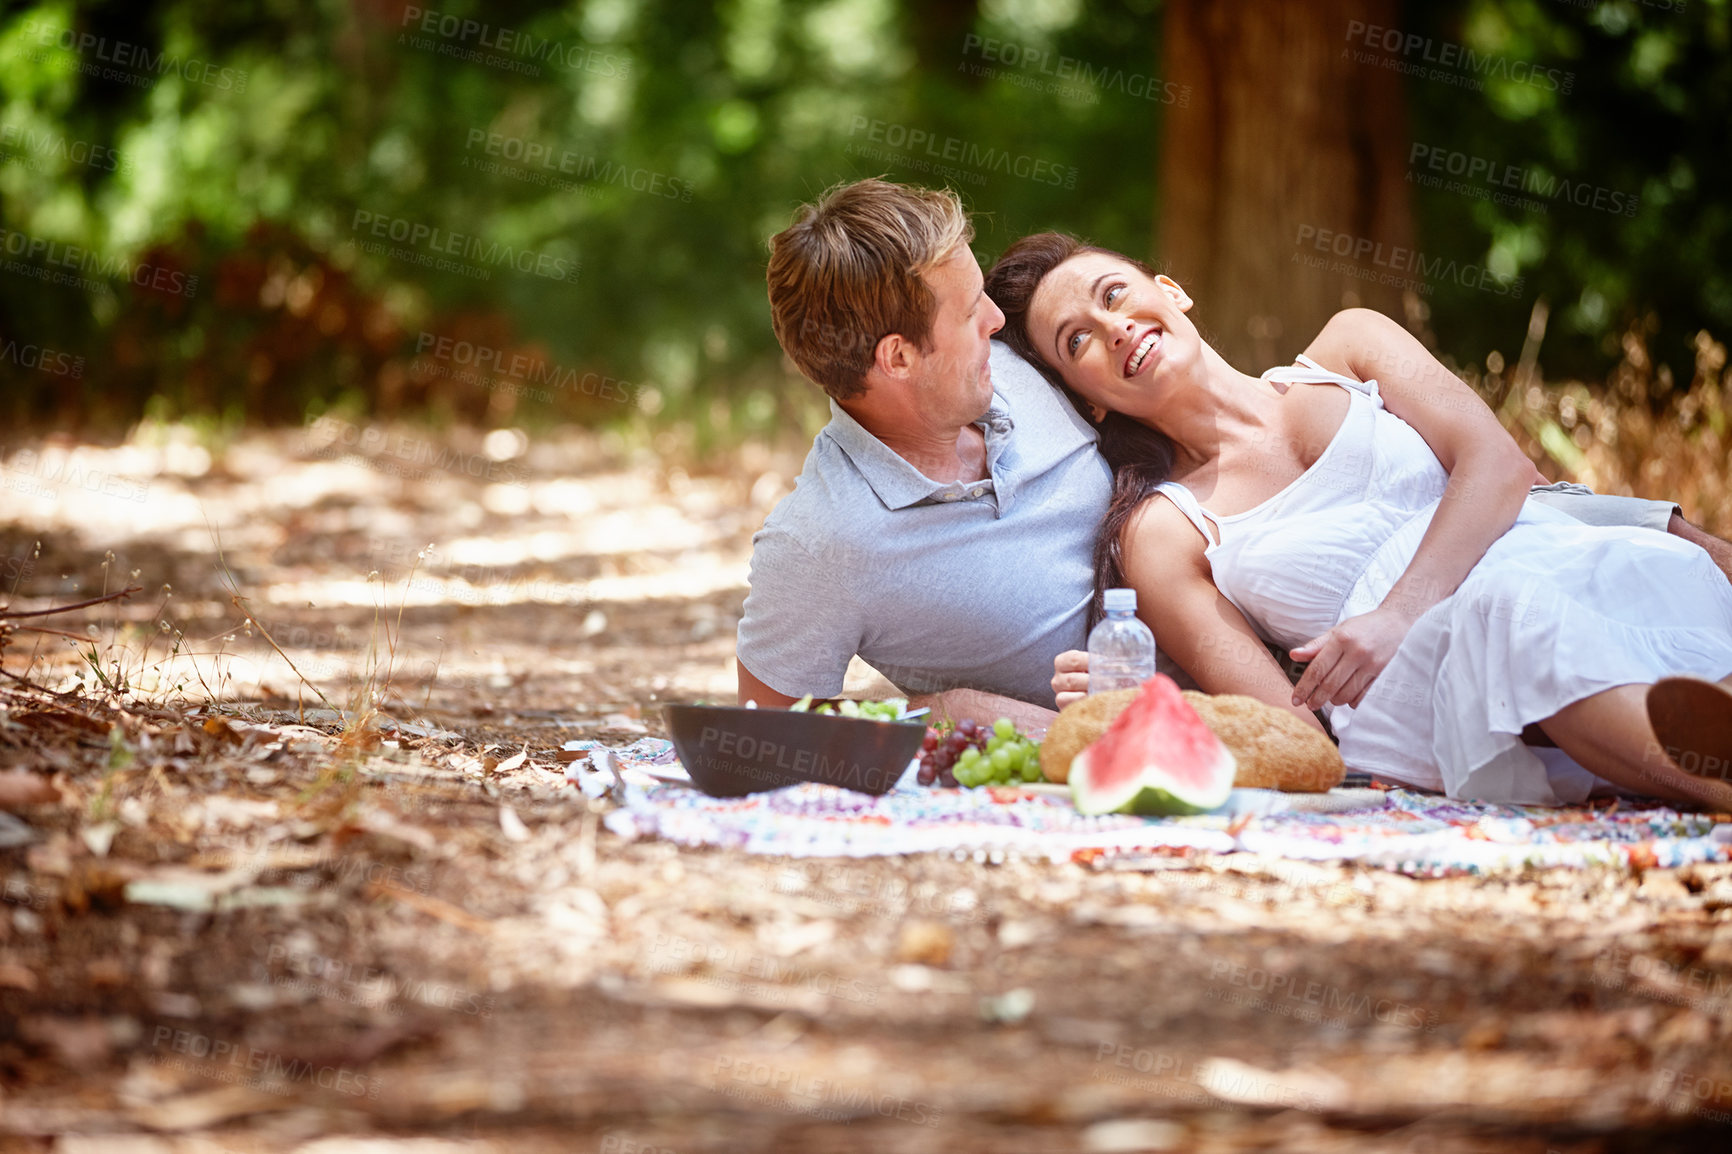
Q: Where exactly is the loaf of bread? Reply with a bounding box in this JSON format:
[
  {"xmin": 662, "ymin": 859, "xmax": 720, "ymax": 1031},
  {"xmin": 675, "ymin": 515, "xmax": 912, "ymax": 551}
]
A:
[
  {"xmin": 1180, "ymin": 691, "xmax": 1343, "ymax": 792},
  {"xmin": 1039, "ymin": 689, "xmax": 1343, "ymax": 793},
  {"xmin": 1039, "ymin": 690, "xmax": 1136, "ymax": 785}
]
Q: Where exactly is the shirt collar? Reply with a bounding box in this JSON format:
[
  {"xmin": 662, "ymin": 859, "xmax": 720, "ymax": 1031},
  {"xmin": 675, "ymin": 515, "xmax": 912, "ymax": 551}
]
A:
[{"xmin": 823, "ymin": 395, "xmax": 1016, "ymax": 512}]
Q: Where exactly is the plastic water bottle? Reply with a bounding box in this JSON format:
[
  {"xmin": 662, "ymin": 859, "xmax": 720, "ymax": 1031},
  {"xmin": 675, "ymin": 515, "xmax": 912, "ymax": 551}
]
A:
[{"xmin": 1088, "ymin": 587, "xmax": 1156, "ymax": 694}]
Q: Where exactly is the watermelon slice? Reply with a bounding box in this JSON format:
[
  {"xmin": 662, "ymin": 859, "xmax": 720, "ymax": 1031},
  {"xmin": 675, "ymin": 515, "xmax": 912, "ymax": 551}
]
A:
[{"xmin": 1070, "ymin": 674, "xmax": 1237, "ymax": 816}]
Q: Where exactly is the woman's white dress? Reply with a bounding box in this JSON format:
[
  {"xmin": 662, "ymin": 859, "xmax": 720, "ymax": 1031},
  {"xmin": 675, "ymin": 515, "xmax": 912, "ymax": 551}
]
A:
[{"xmin": 1153, "ymin": 355, "xmax": 1732, "ymax": 805}]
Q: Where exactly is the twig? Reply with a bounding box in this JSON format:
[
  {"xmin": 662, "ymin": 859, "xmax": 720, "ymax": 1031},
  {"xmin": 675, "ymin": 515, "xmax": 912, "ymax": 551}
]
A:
[
  {"xmin": 230, "ymin": 594, "xmax": 339, "ymax": 713},
  {"xmin": 4, "ymin": 625, "xmax": 97, "ymax": 643},
  {"xmin": 0, "ymin": 585, "xmax": 142, "ymax": 620},
  {"xmin": 205, "ymin": 516, "xmax": 335, "ymax": 713}
]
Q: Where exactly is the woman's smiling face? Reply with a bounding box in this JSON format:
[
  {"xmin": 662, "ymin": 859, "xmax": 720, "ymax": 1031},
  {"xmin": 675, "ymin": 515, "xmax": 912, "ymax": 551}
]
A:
[{"xmin": 1026, "ymin": 251, "xmax": 1200, "ymax": 421}]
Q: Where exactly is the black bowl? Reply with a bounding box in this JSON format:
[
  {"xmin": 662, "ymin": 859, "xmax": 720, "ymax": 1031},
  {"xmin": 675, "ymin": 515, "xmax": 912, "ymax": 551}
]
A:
[{"xmin": 662, "ymin": 704, "xmax": 925, "ymax": 798}]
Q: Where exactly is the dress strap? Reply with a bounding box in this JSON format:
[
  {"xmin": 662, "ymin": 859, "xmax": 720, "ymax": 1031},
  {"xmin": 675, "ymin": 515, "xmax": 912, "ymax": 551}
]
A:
[
  {"xmin": 1153, "ymin": 481, "xmax": 1221, "ymax": 547},
  {"xmin": 1261, "ymin": 353, "xmax": 1380, "ymax": 400}
]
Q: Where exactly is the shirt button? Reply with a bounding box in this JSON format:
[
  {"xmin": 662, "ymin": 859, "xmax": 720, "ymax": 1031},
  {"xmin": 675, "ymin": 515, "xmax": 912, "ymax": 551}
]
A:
[{"xmin": 970, "ymin": 488, "xmax": 985, "ymax": 498}]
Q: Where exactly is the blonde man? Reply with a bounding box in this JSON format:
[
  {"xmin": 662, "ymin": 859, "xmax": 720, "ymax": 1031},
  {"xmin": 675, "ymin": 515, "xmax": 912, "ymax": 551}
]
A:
[{"xmin": 736, "ymin": 179, "xmax": 1110, "ymax": 730}]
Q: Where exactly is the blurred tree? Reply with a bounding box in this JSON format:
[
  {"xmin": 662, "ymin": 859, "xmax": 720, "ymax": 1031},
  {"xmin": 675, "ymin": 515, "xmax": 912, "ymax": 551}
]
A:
[
  {"xmin": 1158, "ymin": 0, "xmax": 1415, "ymax": 370},
  {"xmin": 0, "ymin": 0, "xmax": 1728, "ymax": 432}
]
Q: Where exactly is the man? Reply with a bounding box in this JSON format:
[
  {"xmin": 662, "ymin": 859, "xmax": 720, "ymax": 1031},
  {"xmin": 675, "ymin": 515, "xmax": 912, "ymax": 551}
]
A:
[
  {"xmin": 739, "ymin": 178, "xmax": 1732, "ymax": 730},
  {"xmin": 737, "ymin": 179, "xmax": 1100, "ymax": 731}
]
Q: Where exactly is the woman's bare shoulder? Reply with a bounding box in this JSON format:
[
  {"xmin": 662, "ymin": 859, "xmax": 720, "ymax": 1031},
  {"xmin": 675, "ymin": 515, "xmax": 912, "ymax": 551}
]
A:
[
  {"xmin": 1122, "ymin": 489, "xmax": 1211, "ymax": 580},
  {"xmin": 1301, "ymin": 308, "xmax": 1406, "ymax": 377}
]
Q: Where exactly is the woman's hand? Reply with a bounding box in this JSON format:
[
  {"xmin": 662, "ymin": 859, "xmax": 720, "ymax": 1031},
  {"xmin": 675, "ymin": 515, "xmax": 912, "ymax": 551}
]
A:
[
  {"xmin": 1052, "ymin": 649, "xmax": 1089, "ymax": 710},
  {"xmin": 1289, "ymin": 606, "xmax": 1417, "ymax": 710}
]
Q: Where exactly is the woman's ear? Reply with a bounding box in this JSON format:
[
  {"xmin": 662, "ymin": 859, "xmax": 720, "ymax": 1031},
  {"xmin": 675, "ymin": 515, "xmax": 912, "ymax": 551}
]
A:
[
  {"xmin": 1155, "ymin": 274, "xmax": 1194, "ymax": 314},
  {"xmin": 1089, "ymin": 403, "xmax": 1107, "ymax": 424}
]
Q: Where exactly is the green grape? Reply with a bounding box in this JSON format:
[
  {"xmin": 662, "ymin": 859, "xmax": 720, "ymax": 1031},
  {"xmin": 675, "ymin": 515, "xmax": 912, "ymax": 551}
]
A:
[
  {"xmin": 1020, "ymin": 760, "xmax": 1042, "ymax": 782},
  {"xmin": 990, "ymin": 747, "xmax": 1013, "ymax": 774},
  {"xmin": 993, "ymin": 717, "xmax": 1016, "ymax": 739}
]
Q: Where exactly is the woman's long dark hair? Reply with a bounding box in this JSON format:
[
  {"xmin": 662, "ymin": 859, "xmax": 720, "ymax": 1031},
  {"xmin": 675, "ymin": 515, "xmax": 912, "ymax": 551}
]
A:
[{"xmin": 984, "ymin": 232, "xmax": 1177, "ymax": 629}]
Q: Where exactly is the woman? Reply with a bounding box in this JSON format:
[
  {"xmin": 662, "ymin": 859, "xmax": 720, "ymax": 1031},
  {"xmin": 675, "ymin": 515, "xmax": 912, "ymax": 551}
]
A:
[{"xmin": 984, "ymin": 233, "xmax": 1732, "ymax": 810}]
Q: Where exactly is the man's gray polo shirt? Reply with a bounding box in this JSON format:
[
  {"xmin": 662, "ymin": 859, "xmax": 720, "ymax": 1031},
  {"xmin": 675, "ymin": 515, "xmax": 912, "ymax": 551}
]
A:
[{"xmin": 737, "ymin": 341, "xmax": 1112, "ymax": 707}]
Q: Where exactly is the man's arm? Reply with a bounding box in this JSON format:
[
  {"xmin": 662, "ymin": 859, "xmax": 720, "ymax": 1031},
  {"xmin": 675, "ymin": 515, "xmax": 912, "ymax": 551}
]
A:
[
  {"xmin": 742, "ymin": 658, "xmax": 1055, "ymax": 734},
  {"xmin": 737, "ymin": 658, "xmax": 803, "ymax": 708},
  {"xmin": 914, "ymin": 688, "xmax": 1056, "ymax": 737}
]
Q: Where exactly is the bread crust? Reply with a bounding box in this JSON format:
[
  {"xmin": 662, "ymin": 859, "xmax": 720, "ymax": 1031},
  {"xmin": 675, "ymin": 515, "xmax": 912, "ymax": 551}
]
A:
[
  {"xmin": 1039, "ymin": 689, "xmax": 1137, "ymax": 784},
  {"xmin": 1180, "ymin": 691, "xmax": 1344, "ymax": 792},
  {"xmin": 1040, "ymin": 689, "xmax": 1343, "ymax": 792}
]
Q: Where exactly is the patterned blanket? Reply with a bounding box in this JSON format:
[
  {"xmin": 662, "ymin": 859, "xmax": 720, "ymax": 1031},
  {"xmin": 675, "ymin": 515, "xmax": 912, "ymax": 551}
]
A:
[{"xmin": 585, "ymin": 740, "xmax": 1732, "ymax": 876}]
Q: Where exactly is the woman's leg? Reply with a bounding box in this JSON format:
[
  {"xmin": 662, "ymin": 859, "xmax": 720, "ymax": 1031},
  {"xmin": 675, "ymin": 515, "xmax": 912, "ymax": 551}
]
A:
[{"xmin": 1536, "ymin": 682, "xmax": 1732, "ymax": 810}]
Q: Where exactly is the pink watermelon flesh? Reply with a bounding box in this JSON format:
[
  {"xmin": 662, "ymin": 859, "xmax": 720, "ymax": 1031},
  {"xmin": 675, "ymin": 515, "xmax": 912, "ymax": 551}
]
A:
[{"xmin": 1070, "ymin": 674, "xmax": 1236, "ymax": 816}]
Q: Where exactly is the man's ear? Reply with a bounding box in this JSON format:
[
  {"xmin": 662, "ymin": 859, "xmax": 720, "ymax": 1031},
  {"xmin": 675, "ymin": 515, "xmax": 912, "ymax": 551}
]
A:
[
  {"xmin": 1155, "ymin": 274, "xmax": 1194, "ymax": 314},
  {"xmin": 1089, "ymin": 403, "xmax": 1107, "ymax": 424},
  {"xmin": 873, "ymin": 332, "xmax": 915, "ymax": 380}
]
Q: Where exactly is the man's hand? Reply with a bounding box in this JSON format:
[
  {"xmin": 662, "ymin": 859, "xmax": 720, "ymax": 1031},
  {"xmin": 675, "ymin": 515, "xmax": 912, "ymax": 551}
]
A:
[
  {"xmin": 1289, "ymin": 606, "xmax": 1416, "ymax": 710},
  {"xmin": 1052, "ymin": 649, "xmax": 1089, "ymax": 710}
]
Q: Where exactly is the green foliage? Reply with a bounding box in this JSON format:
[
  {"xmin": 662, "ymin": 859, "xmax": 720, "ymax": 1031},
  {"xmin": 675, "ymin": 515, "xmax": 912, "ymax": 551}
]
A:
[
  {"xmin": 1403, "ymin": 0, "xmax": 1732, "ymax": 378},
  {"xmin": 0, "ymin": 0, "xmax": 1727, "ymax": 429}
]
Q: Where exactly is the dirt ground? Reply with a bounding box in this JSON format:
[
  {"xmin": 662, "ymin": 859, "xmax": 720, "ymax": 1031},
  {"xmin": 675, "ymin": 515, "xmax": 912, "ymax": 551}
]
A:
[{"xmin": 2, "ymin": 422, "xmax": 1731, "ymax": 1153}]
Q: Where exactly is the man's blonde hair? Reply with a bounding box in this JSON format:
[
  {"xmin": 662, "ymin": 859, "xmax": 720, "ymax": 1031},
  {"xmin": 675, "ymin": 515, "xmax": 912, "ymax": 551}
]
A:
[{"xmin": 766, "ymin": 179, "xmax": 973, "ymax": 402}]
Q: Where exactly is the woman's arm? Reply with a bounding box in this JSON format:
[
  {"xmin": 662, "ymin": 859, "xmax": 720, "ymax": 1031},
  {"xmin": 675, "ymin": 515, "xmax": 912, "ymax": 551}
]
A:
[
  {"xmin": 1110, "ymin": 497, "xmax": 1326, "ymax": 731},
  {"xmin": 1291, "ymin": 309, "xmax": 1535, "ymax": 709}
]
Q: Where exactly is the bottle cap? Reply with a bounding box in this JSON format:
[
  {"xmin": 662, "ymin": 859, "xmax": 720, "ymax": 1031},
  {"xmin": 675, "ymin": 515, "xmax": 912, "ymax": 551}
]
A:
[{"xmin": 1103, "ymin": 587, "xmax": 1136, "ymax": 613}]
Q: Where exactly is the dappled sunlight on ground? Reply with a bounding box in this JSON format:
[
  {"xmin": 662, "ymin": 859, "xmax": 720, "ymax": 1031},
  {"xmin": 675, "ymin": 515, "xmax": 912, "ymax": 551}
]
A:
[
  {"xmin": 1, "ymin": 421, "xmax": 790, "ymax": 712},
  {"xmin": 3, "ymin": 423, "xmax": 1731, "ymax": 1151}
]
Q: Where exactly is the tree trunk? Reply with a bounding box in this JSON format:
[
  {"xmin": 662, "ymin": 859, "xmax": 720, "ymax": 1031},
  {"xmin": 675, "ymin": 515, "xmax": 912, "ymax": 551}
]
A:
[{"xmin": 1158, "ymin": 0, "xmax": 1416, "ymax": 371}]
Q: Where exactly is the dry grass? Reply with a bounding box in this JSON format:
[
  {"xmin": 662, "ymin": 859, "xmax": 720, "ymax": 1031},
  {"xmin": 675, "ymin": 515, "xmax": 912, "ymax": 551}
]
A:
[{"xmin": 1485, "ymin": 320, "xmax": 1730, "ymax": 536}]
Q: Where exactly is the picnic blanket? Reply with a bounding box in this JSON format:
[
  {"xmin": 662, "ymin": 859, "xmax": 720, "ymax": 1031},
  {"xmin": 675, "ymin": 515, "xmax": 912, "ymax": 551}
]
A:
[{"xmin": 586, "ymin": 739, "xmax": 1732, "ymax": 876}]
